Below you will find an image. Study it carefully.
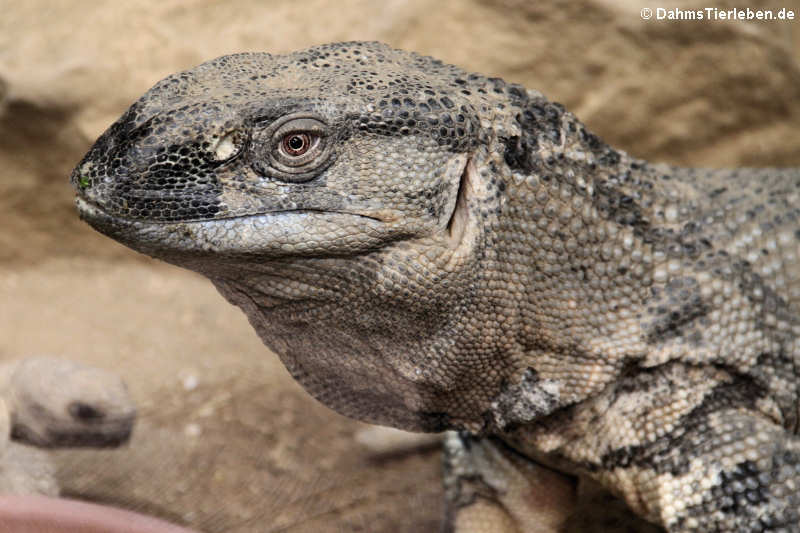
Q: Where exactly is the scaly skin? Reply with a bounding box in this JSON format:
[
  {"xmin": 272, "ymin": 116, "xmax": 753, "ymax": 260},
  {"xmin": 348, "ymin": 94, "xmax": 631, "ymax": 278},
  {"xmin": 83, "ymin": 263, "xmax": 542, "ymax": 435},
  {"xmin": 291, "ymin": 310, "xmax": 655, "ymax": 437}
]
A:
[{"xmin": 71, "ymin": 42, "xmax": 800, "ymax": 532}]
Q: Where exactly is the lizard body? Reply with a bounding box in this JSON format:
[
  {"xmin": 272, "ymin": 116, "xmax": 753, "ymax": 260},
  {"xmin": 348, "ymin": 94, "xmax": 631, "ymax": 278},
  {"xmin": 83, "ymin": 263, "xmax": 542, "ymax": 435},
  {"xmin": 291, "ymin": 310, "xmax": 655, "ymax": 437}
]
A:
[{"xmin": 71, "ymin": 42, "xmax": 800, "ymax": 531}]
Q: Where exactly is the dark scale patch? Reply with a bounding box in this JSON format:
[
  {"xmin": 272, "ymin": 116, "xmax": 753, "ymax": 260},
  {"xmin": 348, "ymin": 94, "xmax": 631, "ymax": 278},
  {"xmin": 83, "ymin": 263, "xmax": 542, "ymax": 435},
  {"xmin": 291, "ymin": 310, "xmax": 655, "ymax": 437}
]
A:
[
  {"xmin": 681, "ymin": 451, "xmax": 800, "ymax": 531},
  {"xmin": 81, "ymin": 105, "xmax": 228, "ymax": 222},
  {"xmin": 733, "ymin": 259, "xmax": 793, "ymax": 326},
  {"xmin": 714, "ymin": 460, "xmax": 770, "ymax": 514},
  {"xmin": 72, "ymin": 103, "xmax": 152, "ymax": 192},
  {"xmin": 115, "ymin": 142, "xmax": 224, "ymax": 221},
  {"xmin": 593, "ymin": 179, "xmax": 651, "ymax": 235},
  {"xmin": 645, "ymin": 276, "xmax": 710, "ymax": 345},
  {"xmin": 594, "ymin": 368, "xmax": 764, "ymax": 477},
  {"xmin": 488, "ymin": 367, "xmax": 561, "ymax": 430},
  {"xmin": 347, "ymin": 70, "xmax": 482, "ymax": 151},
  {"xmin": 499, "ymin": 89, "xmax": 577, "ymax": 175},
  {"xmin": 753, "ymin": 347, "xmax": 800, "ymax": 432},
  {"xmin": 495, "ymin": 79, "xmax": 659, "ymax": 242},
  {"xmin": 699, "ymin": 251, "xmax": 800, "ymax": 381}
]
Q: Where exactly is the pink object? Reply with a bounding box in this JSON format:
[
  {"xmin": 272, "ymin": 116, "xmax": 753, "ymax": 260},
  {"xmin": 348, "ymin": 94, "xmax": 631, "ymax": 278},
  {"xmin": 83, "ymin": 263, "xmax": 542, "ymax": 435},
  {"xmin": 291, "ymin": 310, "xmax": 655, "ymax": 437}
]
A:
[{"xmin": 0, "ymin": 495, "xmax": 201, "ymax": 533}]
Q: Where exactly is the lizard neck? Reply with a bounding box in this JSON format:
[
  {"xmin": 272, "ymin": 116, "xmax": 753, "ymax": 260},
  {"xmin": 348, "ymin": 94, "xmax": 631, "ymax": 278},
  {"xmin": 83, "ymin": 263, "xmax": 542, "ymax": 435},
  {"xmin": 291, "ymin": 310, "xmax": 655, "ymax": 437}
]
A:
[
  {"xmin": 477, "ymin": 91, "xmax": 709, "ymax": 430},
  {"xmin": 483, "ymin": 89, "xmax": 799, "ymax": 433}
]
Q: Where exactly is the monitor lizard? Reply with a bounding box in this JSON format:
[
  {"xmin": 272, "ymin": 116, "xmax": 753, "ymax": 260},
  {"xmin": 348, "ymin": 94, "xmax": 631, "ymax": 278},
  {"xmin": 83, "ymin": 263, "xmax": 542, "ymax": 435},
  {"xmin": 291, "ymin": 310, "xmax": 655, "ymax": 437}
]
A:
[{"xmin": 70, "ymin": 42, "xmax": 800, "ymax": 532}]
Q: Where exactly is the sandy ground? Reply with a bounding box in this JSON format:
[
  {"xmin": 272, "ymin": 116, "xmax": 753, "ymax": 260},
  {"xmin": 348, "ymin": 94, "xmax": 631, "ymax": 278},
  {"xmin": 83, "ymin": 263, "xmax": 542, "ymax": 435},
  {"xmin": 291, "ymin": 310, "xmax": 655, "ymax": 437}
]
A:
[{"xmin": 0, "ymin": 245, "xmax": 442, "ymax": 532}]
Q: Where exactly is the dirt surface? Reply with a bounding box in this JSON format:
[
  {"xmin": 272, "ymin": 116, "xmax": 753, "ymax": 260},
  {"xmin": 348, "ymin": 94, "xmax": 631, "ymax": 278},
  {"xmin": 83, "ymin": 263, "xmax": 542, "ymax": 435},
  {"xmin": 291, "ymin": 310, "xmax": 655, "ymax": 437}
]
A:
[{"xmin": 1, "ymin": 1, "xmax": 799, "ymax": 532}]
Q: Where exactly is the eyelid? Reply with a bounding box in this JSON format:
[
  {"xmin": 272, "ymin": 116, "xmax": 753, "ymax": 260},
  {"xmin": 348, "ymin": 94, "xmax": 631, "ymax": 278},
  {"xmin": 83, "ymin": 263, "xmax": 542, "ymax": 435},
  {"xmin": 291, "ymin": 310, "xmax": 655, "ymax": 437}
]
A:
[{"xmin": 272, "ymin": 118, "xmax": 327, "ymax": 140}]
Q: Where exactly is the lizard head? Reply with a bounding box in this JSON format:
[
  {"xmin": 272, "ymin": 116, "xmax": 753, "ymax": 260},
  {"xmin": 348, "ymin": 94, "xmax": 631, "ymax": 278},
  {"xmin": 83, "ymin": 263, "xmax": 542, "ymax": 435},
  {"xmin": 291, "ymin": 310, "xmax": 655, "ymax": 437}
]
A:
[
  {"xmin": 72, "ymin": 42, "xmax": 485, "ymax": 262},
  {"xmin": 72, "ymin": 42, "xmax": 521, "ymax": 432}
]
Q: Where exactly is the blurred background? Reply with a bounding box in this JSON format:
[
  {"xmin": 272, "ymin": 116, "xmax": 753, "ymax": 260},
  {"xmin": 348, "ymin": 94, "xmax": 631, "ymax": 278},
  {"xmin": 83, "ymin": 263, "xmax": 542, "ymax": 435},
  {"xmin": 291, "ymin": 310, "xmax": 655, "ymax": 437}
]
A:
[{"xmin": 0, "ymin": 1, "xmax": 798, "ymax": 531}]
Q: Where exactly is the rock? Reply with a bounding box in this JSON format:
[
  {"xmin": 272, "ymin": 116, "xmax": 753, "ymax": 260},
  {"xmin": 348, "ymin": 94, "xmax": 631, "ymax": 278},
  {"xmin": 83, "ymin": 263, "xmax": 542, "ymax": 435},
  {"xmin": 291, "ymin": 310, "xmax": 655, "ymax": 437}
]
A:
[{"xmin": 0, "ymin": 357, "xmax": 135, "ymax": 497}]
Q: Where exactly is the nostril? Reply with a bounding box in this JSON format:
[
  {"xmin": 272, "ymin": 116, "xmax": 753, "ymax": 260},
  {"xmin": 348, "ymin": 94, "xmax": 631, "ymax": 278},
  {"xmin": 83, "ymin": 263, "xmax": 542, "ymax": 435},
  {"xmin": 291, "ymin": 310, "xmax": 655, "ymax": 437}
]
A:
[
  {"xmin": 68, "ymin": 402, "xmax": 105, "ymax": 423},
  {"xmin": 72, "ymin": 162, "xmax": 96, "ymax": 193}
]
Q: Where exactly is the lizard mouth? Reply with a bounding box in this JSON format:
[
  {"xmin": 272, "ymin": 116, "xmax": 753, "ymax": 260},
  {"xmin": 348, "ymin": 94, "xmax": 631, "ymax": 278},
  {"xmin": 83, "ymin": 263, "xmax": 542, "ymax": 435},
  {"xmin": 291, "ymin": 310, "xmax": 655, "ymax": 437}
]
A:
[
  {"xmin": 74, "ymin": 195, "xmax": 383, "ymax": 224},
  {"xmin": 75, "ymin": 196, "xmax": 397, "ymax": 260}
]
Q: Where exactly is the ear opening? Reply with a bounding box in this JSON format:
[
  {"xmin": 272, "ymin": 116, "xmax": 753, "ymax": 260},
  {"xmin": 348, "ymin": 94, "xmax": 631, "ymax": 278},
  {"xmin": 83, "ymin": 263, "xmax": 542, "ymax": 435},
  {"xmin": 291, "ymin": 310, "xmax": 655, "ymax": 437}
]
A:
[
  {"xmin": 446, "ymin": 157, "xmax": 469, "ymax": 244},
  {"xmin": 444, "ymin": 156, "xmax": 483, "ymax": 259}
]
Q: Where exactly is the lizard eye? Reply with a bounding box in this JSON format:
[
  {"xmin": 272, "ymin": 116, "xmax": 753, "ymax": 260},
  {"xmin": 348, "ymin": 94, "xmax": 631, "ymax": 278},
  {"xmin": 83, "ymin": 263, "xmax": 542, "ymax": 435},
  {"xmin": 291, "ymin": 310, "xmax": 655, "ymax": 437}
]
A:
[
  {"xmin": 281, "ymin": 133, "xmax": 314, "ymax": 157},
  {"xmin": 253, "ymin": 113, "xmax": 335, "ymax": 182},
  {"xmin": 272, "ymin": 120, "xmax": 325, "ymax": 167}
]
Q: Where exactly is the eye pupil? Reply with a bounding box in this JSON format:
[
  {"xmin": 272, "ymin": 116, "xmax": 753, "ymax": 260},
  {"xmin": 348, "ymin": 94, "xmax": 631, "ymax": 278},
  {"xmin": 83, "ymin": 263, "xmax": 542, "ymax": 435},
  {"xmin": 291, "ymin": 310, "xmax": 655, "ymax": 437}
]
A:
[{"xmin": 283, "ymin": 133, "xmax": 311, "ymax": 155}]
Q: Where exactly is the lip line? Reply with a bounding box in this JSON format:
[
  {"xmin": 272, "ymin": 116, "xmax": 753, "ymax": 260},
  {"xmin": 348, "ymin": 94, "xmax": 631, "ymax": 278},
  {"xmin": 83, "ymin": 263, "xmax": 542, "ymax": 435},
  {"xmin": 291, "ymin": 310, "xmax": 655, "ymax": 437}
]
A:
[{"xmin": 75, "ymin": 196, "xmax": 385, "ymax": 224}]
